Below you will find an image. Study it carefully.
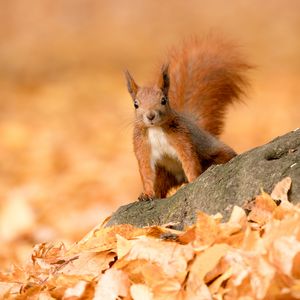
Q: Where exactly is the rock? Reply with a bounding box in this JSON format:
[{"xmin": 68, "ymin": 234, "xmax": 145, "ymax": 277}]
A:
[{"xmin": 106, "ymin": 129, "xmax": 300, "ymax": 229}]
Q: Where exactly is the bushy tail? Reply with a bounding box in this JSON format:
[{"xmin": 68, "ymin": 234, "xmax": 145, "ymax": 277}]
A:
[{"xmin": 166, "ymin": 35, "xmax": 251, "ymax": 136}]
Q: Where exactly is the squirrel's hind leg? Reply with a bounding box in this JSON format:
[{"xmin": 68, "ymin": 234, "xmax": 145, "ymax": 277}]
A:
[
  {"xmin": 154, "ymin": 165, "xmax": 180, "ymax": 198},
  {"xmin": 211, "ymin": 145, "xmax": 237, "ymax": 165}
]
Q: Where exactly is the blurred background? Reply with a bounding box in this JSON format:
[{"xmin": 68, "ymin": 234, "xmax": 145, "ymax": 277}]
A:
[{"xmin": 0, "ymin": 0, "xmax": 299, "ymax": 269}]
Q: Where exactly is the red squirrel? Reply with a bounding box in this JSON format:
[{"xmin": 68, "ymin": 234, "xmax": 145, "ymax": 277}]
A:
[{"xmin": 125, "ymin": 36, "xmax": 251, "ymax": 201}]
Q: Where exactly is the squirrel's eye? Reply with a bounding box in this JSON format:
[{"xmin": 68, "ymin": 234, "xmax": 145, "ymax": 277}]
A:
[
  {"xmin": 161, "ymin": 97, "xmax": 167, "ymax": 105},
  {"xmin": 134, "ymin": 100, "xmax": 139, "ymax": 109}
]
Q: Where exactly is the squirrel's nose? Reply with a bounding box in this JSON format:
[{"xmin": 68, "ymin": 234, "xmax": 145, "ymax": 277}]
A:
[{"xmin": 146, "ymin": 111, "xmax": 156, "ymax": 121}]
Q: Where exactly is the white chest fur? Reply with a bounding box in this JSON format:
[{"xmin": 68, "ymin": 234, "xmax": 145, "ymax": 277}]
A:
[
  {"xmin": 148, "ymin": 127, "xmax": 185, "ymax": 181},
  {"xmin": 148, "ymin": 127, "xmax": 177, "ymax": 161}
]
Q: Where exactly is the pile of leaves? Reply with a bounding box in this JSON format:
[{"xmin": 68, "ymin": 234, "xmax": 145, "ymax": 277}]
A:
[{"xmin": 1, "ymin": 178, "xmax": 300, "ymax": 299}]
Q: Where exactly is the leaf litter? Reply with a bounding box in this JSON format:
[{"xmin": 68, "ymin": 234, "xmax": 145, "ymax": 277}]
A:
[{"xmin": 1, "ymin": 177, "xmax": 300, "ymax": 299}]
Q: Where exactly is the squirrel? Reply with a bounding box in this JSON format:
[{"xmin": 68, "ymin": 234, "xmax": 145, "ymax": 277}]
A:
[{"xmin": 125, "ymin": 36, "xmax": 251, "ymax": 201}]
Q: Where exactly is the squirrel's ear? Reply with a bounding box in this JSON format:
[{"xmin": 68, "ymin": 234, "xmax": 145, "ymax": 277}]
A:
[
  {"xmin": 158, "ymin": 64, "xmax": 170, "ymax": 97},
  {"xmin": 124, "ymin": 70, "xmax": 138, "ymax": 99}
]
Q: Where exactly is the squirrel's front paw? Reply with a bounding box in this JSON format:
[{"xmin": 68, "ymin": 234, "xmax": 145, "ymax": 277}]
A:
[{"xmin": 138, "ymin": 193, "xmax": 154, "ymax": 202}]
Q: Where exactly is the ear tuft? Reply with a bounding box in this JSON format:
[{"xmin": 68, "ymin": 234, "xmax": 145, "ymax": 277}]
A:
[
  {"xmin": 124, "ymin": 70, "xmax": 138, "ymax": 99},
  {"xmin": 158, "ymin": 64, "xmax": 170, "ymax": 97}
]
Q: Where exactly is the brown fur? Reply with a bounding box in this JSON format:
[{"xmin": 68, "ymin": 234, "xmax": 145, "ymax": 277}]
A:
[
  {"xmin": 133, "ymin": 125, "xmax": 155, "ymax": 198},
  {"xmin": 154, "ymin": 165, "xmax": 178, "ymax": 198},
  {"xmin": 125, "ymin": 36, "xmax": 250, "ymax": 200},
  {"xmin": 165, "ymin": 36, "xmax": 251, "ymax": 136}
]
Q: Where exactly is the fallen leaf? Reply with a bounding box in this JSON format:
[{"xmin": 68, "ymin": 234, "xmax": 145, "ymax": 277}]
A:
[
  {"xmin": 63, "ymin": 280, "xmax": 87, "ymax": 298},
  {"xmin": 184, "ymin": 278, "xmax": 212, "ymax": 300},
  {"xmin": 225, "ymin": 249, "xmax": 275, "ymax": 299},
  {"xmin": 268, "ymin": 235, "xmax": 300, "ymax": 276},
  {"xmin": 189, "ymin": 244, "xmax": 230, "ymax": 283},
  {"xmin": 228, "ymin": 205, "xmax": 247, "ymax": 225},
  {"xmin": 93, "ymin": 269, "xmax": 130, "ymax": 300},
  {"xmin": 208, "ymin": 267, "xmax": 232, "ymax": 295},
  {"xmin": 67, "ymin": 224, "xmax": 147, "ymax": 255},
  {"xmin": 61, "ymin": 251, "xmax": 116, "ymax": 277},
  {"xmin": 130, "ymin": 284, "xmax": 153, "ymax": 300},
  {"xmin": 119, "ymin": 236, "xmax": 194, "ymax": 279},
  {"xmin": 248, "ymin": 192, "xmax": 277, "ymax": 225},
  {"xmin": 271, "ymin": 176, "xmax": 292, "ymax": 202},
  {"xmin": 179, "ymin": 211, "xmax": 219, "ymax": 247}
]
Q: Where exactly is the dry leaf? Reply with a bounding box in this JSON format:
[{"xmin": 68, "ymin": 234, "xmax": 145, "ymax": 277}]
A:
[
  {"xmin": 271, "ymin": 176, "xmax": 292, "ymax": 202},
  {"xmin": 61, "ymin": 251, "xmax": 116, "ymax": 277},
  {"xmin": 184, "ymin": 279, "xmax": 212, "ymax": 300},
  {"xmin": 93, "ymin": 269, "xmax": 130, "ymax": 300},
  {"xmin": 190, "ymin": 244, "xmax": 230, "ymax": 282},
  {"xmin": 208, "ymin": 267, "xmax": 232, "ymax": 295},
  {"xmin": 67, "ymin": 225, "xmax": 147, "ymax": 255},
  {"xmin": 268, "ymin": 235, "xmax": 300, "ymax": 276},
  {"xmin": 130, "ymin": 284, "xmax": 153, "ymax": 300},
  {"xmin": 248, "ymin": 192, "xmax": 277, "ymax": 225},
  {"xmin": 225, "ymin": 250, "xmax": 275, "ymax": 299},
  {"xmin": 179, "ymin": 211, "xmax": 219, "ymax": 247},
  {"xmin": 119, "ymin": 236, "xmax": 194, "ymax": 279},
  {"xmin": 63, "ymin": 280, "xmax": 87, "ymax": 298},
  {"xmin": 228, "ymin": 205, "xmax": 247, "ymax": 225}
]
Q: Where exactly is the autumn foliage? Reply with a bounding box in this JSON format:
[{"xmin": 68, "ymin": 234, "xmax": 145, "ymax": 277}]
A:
[
  {"xmin": 0, "ymin": 2, "xmax": 300, "ymax": 299},
  {"xmin": 1, "ymin": 178, "xmax": 300, "ymax": 299}
]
